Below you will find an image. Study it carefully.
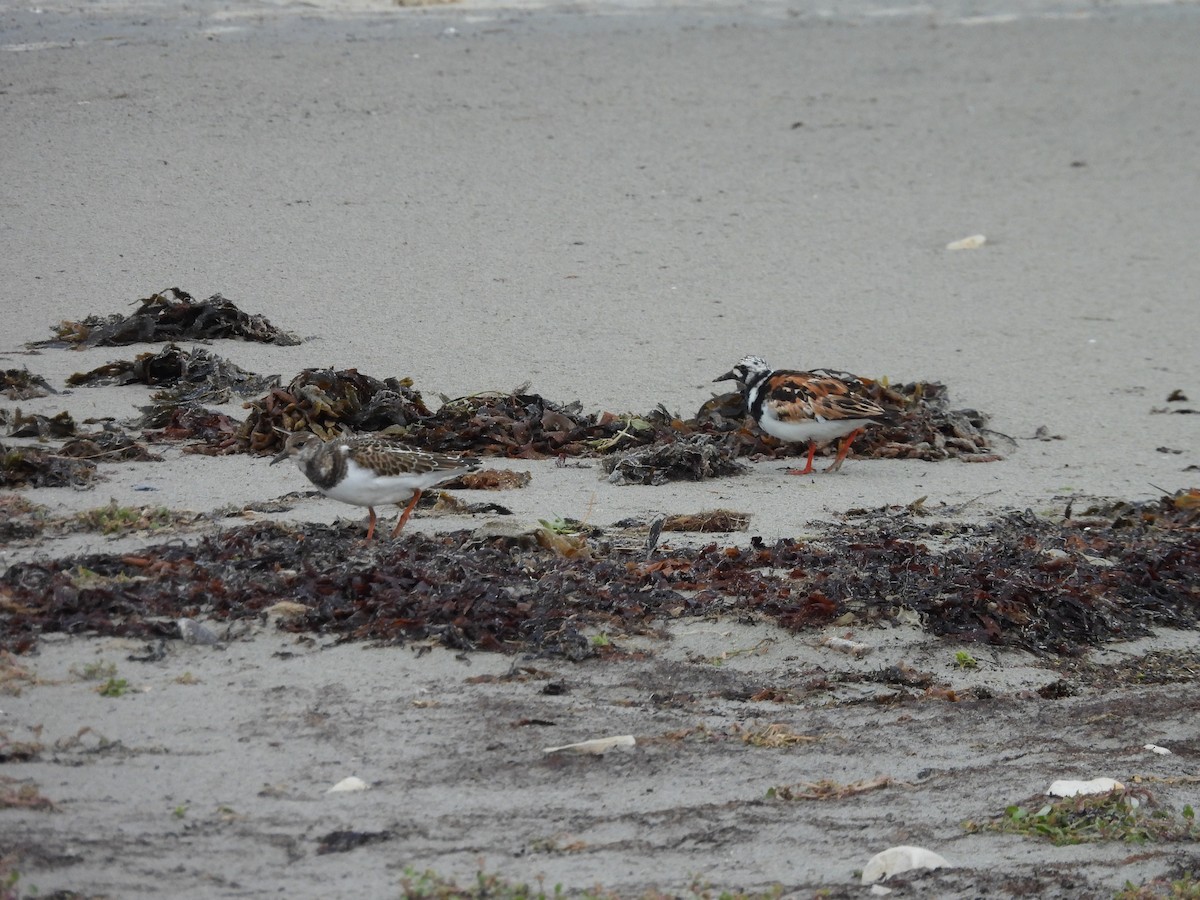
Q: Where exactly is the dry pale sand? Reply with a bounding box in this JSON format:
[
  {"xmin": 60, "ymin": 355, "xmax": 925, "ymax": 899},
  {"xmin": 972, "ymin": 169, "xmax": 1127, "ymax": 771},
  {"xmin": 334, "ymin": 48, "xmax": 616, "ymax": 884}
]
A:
[{"xmin": 1, "ymin": 0, "xmax": 1199, "ymax": 897}]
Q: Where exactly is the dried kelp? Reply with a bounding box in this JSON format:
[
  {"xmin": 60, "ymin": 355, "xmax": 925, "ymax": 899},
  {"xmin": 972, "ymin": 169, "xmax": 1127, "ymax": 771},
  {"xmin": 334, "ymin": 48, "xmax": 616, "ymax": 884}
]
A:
[
  {"xmin": 60, "ymin": 429, "xmax": 162, "ymax": 463},
  {"xmin": 0, "ymin": 523, "xmax": 674, "ymax": 657},
  {"xmin": 603, "ymin": 434, "xmax": 748, "ymax": 485},
  {"xmin": 451, "ymin": 469, "xmax": 532, "ymax": 490},
  {"xmin": 237, "ymin": 368, "xmax": 431, "ymax": 454},
  {"xmin": 68, "ymin": 344, "xmax": 278, "ymax": 403},
  {"xmin": 140, "ymin": 406, "xmax": 242, "ymax": 453},
  {"xmin": 0, "ymin": 444, "xmax": 98, "ymax": 488},
  {"xmin": 2, "ymin": 491, "xmax": 1195, "ymax": 657},
  {"xmin": 701, "ymin": 380, "xmax": 1003, "ymax": 463},
  {"xmin": 0, "ymin": 495, "xmax": 45, "ymax": 542},
  {"xmin": 236, "ymin": 368, "xmax": 673, "ymax": 459},
  {"xmin": 5, "ymin": 411, "xmax": 160, "ymax": 462},
  {"xmin": 396, "ymin": 396, "xmax": 671, "ymax": 459},
  {"xmin": 29, "ymin": 287, "xmax": 300, "ymax": 349},
  {"xmin": 1074, "ymin": 488, "xmax": 1200, "ymax": 530},
  {"xmin": 6, "ymin": 410, "xmax": 77, "ymax": 440},
  {"xmin": 183, "ymin": 366, "xmax": 998, "ymax": 477},
  {"xmin": 1, "ymin": 369, "xmax": 56, "ymax": 401},
  {"xmin": 868, "ymin": 381, "xmax": 1002, "ymax": 461},
  {"xmin": 662, "ymin": 510, "xmax": 751, "ymax": 533}
]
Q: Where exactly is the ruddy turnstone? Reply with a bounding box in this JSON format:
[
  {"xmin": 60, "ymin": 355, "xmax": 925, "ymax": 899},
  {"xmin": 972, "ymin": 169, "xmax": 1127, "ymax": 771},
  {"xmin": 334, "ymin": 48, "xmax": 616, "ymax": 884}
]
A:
[
  {"xmin": 271, "ymin": 432, "xmax": 480, "ymax": 540},
  {"xmin": 714, "ymin": 355, "xmax": 894, "ymax": 475}
]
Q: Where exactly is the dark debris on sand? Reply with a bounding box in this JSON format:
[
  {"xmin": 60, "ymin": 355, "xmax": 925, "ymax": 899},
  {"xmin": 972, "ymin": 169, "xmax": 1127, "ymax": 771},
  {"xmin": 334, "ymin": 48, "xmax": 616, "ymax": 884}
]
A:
[
  {"xmin": 236, "ymin": 368, "xmax": 432, "ymax": 454},
  {"xmin": 139, "ymin": 406, "xmax": 243, "ymax": 453},
  {"xmin": 2, "ymin": 490, "xmax": 1196, "ymax": 658},
  {"xmin": 2, "ymin": 369, "xmax": 57, "ymax": 401},
  {"xmin": 603, "ymin": 433, "xmax": 747, "ymax": 484},
  {"xmin": 236, "ymin": 373, "xmax": 672, "ymax": 460},
  {"xmin": 11, "ymin": 288, "xmax": 1000, "ymax": 476},
  {"xmin": 232, "ymin": 370, "xmax": 1002, "ymax": 479},
  {"xmin": 5, "ymin": 410, "xmax": 161, "ymax": 464},
  {"xmin": 6, "ymin": 410, "xmax": 77, "ymax": 440},
  {"xmin": 69, "ymin": 343, "xmax": 279, "ymax": 403},
  {"xmin": 316, "ymin": 830, "xmax": 395, "ymax": 855},
  {"xmin": 14, "ymin": 303, "xmax": 1003, "ymax": 482},
  {"xmin": 28, "ymin": 287, "xmax": 300, "ymax": 350},
  {"xmin": 59, "ymin": 429, "xmax": 162, "ymax": 463},
  {"xmin": 0, "ymin": 443, "xmax": 99, "ymax": 488}
]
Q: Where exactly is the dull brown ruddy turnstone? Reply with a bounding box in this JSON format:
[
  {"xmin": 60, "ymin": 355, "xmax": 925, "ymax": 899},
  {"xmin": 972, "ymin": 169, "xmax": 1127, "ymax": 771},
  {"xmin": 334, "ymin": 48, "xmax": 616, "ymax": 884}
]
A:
[
  {"xmin": 271, "ymin": 432, "xmax": 480, "ymax": 540},
  {"xmin": 714, "ymin": 355, "xmax": 894, "ymax": 475}
]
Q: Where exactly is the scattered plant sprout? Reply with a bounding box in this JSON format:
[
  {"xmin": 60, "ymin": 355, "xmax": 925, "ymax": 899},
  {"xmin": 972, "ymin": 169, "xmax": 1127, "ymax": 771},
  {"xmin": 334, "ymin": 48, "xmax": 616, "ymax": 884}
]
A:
[
  {"xmin": 398, "ymin": 866, "xmax": 784, "ymax": 899},
  {"xmin": 97, "ymin": 677, "xmax": 129, "ymax": 698},
  {"xmin": 964, "ymin": 789, "xmax": 1199, "ymax": 845},
  {"xmin": 73, "ymin": 661, "xmax": 118, "ymax": 681}
]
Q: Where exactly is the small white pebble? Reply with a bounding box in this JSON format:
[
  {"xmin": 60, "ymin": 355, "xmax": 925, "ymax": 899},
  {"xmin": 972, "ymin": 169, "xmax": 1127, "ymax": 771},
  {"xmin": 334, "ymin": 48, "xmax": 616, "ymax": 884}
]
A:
[
  {"xmin": 821, "ymin": 636, "xmax": 872, "ymax": 657},
  {"xmin": 327, "ymin": 776, "xmax": 368, "ymax": 794},
  {"xmin": 1047, "ymin": 777, "xmax": 1123, "ymax": 797},
  {"xmin": 946, "ymin": 234, "xmax": 986, "ymax": 250}
]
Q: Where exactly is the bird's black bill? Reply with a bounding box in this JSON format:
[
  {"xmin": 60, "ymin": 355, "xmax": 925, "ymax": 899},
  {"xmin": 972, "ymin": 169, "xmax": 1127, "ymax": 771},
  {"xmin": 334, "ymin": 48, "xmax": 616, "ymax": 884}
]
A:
[
  {"xmin": 713, "ymin": 370, "xmax": 739, "ymax": 384},
  {"xmin": 269, "ymin": 450, "xmax": 289, "ymax": 466}
]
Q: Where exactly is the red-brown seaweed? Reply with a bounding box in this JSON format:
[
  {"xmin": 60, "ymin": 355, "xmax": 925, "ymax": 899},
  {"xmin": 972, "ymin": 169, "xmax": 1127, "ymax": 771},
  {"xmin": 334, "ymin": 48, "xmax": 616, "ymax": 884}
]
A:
[{"xmin": 2, "ymin": 490, "xmax": 1195, "ymax": 658}]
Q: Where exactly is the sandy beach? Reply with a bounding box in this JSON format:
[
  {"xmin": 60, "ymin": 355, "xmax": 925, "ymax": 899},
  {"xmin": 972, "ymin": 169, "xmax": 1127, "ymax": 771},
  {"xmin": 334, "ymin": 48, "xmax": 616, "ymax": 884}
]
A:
[{"xmin": 2, "ymin": 0, "xmax": 1199, "ymax": 896}]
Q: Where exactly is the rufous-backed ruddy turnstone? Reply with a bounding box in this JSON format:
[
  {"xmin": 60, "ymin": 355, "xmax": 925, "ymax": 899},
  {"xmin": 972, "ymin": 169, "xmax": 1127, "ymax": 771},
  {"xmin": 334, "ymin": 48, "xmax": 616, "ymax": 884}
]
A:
[
  {"xmin": 714, "ymin": 355, "xmax": 895, "ymax": 475},
  {"xmin": 271, "ymin": 432, "xmax": 480, "ymax": 540}
]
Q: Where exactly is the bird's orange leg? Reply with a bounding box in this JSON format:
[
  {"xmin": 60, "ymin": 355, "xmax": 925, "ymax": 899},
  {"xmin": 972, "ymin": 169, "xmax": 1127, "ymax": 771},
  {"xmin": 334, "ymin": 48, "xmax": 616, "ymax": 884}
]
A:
[
  {"xmin": 786, "ymin": 443, "xmax": 818, "ymax": 476},
  {"xmin": 825, "ymin": 428, "xmax": 864, "ymax": 473},
  {"xmin": 390, "ymin": 490, "xmax": 423, "ymax": 538},
  {"xmin": 364, "ymin": 507, "xmax": 378, "ymax": 542}
]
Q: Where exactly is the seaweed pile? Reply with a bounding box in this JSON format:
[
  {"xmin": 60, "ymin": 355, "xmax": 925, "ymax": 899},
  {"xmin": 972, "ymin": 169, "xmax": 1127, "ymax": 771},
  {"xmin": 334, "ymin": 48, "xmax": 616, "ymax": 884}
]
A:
[
  {"xmin": 393, "ymin": 395, "xmax": 668, "ymax": 459},
  {"xmin": 6, "ymin": 410, "xmax": 77, "ymax": 440},
  {"xmin": 28, "ymin": 287, "xmax": 300, "ymax": 349},
  {"xmin": 68, "ymin": 344, "xmax": 278, "ymax": 403},
  {"xmin": 59, "ymin": 428, "xmax": 162, "ymax": 463},
  {"xmin": 1, "ymin": 406, "xmax": 162, "ymax": 485},
  {"xmin": 140, "ymin": 406, "xmax": 243, "ymax": 450},
  {"xmin": 4, "ymin": 410, "xmax": 160, "ymax": 465},
  {"xmin": 0, "ymin": 444, "xmax": 98, "ymax": 488},
  {"xmin": 4, "ymin": 281, "xmax": 1003, "ymax": 480},
  {"xmin": 230, "ymin": 372, "xmax": 1000, "ymax": 474},
  {"xmin": 233, "ymin": 372, "xmax": 670, "ymax": 459},
  {"xmin": 603, "ymin": 433, "xmax": 747, "ymax": 485},
  {"xmin": 2, "ymin": 370, "xmax": 56, "ymax": 401},
  {"xmin": 2, "ymin": 490, "xmax": 1195, "ymax": 657},
  {"xmin": 235, "ymin": 368, "xmax": 431, "ymax": 454},
  {"xmin": 228, "ymin": 376, "xmax": 997, "ymax": 480},
  {"xmin": 702, "ymin": 380, "xmax": 1001, "ymax": 464}
]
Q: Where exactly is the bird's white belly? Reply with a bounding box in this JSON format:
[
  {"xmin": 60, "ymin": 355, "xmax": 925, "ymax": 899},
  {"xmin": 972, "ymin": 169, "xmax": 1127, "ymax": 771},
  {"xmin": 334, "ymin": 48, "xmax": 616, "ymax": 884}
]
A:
[
  {"xmin": 759, "ymin": 409, "xmax": 870, "ymax": 444},
  {"xmin": 320, "ymin": 463, "xmax": 420, "ymax": 508}
]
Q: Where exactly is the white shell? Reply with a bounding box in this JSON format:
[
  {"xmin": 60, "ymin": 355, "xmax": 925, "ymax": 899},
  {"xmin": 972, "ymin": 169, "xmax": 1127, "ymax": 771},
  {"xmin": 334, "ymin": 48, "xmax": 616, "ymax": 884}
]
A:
[
  {"xmin": 326, "ymin": 776, "xmax": 369, "ymax": 794},
  {"xmin": 821, "ymin": 636, "xmax": 872, "ymax": 657},
  {"xmin": 1144, "ymin": 744, "xmax": 1172, "ymax": 755},
  {"xmin": 861, "ymin": 846, "xmax": 952, "ymax": 884},
  {"xmin": 542, "ymin": 735, "xmax": 636, "ymax": 755},
  {"xmin": 946, "ymin": 234, "xmax": 987, "ymax": 250},
  {"xmin": 1047, "ymin": 777, "xmax": 1123, "ymax": 797},
  {"xmin": 264, "ymin": 601, "xmax": 309, "ymax": 620}
]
